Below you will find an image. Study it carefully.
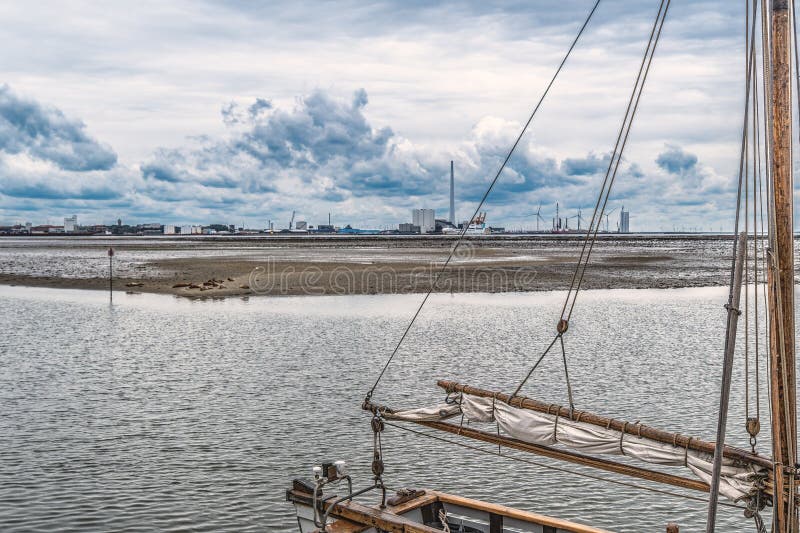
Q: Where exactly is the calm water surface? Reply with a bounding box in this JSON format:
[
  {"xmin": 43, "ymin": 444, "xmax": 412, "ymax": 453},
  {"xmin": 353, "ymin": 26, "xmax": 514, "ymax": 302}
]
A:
[{"xmin": 0, "ymin": 285, "xmax": 780, "ymax": 531}]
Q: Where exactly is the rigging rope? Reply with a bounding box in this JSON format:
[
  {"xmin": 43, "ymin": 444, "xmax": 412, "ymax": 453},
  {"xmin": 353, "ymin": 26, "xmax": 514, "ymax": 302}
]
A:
[
  {"xmin": 559, "ymin": 335, "xmax": 575, "ymax": 412},
  {"xmin": 729, "ymin": 0, "xmax": 758, "ymax": 292},
  {"xmin": 759, "ymin": 0, "xmax": 774, "ymax": 442},
  {"xmin": 707, "ymin": 1, "xmax": 763, "ymax": 527},
  {"xmin": 741, "ymin": 1, "xmax": 799, "ymax": 528},
  {"xmin": 744, "ymin": 0, "xmax": 766, "ymax": 452},
  {"xmin": 744, "ymin": 0, "xmax": 754, "ymax": 430},
  {"xmin": 561, "ymin": 0, "xmax": 669, "ymax": 323},
  {"xmin": 513, "ymin": 0, "xmax": 671, "ymax": 397},
  {"xmin": 364, "ymin": 0, "xmax": 603, "ymax": 401},
  {"xmin": 752, "ymin": 12, "xmax": 765, "ymax": 427}
]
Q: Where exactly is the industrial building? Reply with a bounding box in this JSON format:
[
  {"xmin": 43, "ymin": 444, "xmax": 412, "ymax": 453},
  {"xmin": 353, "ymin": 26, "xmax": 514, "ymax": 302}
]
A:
[
  {"xmin": 399, "ymin": 223, "xmax": 420, "ymax": 234},
  {"xmin": 619, "ymin": 207, "xmax": 630, "ymax": 233},
  {"xmin": 178, "ymin": 225, "xmax": 202, "ymax": 235},
  {"xmin": 64, "ymin": 215, "xmax": 77, "ymax": 233},
  {"xmin": 412, "ymin": 209, "xmax": 435, "ymax": 234}
]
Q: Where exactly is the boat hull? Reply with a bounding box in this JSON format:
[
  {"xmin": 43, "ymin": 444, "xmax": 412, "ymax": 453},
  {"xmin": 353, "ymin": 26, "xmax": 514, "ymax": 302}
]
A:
[{"xmin": 287, "ymin": 485, "xmax": 610, "ymax": 533}]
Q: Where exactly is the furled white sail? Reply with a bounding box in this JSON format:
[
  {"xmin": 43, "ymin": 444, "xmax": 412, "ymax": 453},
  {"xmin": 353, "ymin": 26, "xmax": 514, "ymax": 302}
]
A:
[{"xmin": 383, "ymin": 394, "xmax": 765, "ymax": 502}]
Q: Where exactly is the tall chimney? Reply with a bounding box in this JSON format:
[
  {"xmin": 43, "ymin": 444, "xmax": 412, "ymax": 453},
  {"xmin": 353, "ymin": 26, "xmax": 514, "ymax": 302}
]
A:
[{"xmin": 449, "ymin": 161, "xmax": 456, "ymax": 225}]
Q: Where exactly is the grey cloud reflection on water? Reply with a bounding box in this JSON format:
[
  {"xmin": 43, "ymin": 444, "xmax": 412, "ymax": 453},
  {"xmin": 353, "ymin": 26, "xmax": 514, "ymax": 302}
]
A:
[{"xmin": 0, "ymin": 284, "xmax": 773, "ymax": 531}]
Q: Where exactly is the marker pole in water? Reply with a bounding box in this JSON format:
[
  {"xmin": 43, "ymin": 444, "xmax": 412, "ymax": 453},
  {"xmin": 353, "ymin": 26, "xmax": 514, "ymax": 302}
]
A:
[{"xmin": 108, "ymin": 247, "xmax": 114, "ymax": 302}]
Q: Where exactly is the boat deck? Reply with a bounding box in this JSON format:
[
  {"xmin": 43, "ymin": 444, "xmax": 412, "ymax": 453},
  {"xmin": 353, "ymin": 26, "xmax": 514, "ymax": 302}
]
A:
[{"xmin": 287, "ymin": 485, "xmax": 611, "ymax": 533}]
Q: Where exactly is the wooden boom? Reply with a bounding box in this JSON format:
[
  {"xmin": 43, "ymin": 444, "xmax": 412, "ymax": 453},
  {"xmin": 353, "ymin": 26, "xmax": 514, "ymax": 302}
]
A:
[
  {"xmin": 364, "ymin": 398, "xmax": 781, "ymax": 502},
  {"xmin": 414, "ymin": 419, "xmax": 711, "ymax": 494},
  {"xmin": 437, "ymin": 380, "xmax": 772, "ymax": 470}
]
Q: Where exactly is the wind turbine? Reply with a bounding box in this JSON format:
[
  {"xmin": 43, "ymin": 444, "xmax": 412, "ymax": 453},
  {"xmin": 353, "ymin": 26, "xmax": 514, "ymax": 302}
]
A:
[
  {"xmin": 534, "ymin": 203, "xmax": 547, "ymax": 232},
  {"xmin": 603, "ymin": 207, "xmax": 620, "ymax": 232},
  {"xmin": 504, "ymin": 204, "xmax": 548, "ymax": 232},
  {"xmin": 567, "ymin": 212, "xmax": 584, "ymax": 232}
]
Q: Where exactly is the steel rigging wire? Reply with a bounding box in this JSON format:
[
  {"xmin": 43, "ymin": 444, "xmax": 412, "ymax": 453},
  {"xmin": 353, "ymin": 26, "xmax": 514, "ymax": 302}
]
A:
[
  {"xmin": 513, "ymin": 0, "xmax": 671, "ymax": 398},
  {"xmin": 365, "ymin": 0, "xmax": 603, "ymax": 402}
]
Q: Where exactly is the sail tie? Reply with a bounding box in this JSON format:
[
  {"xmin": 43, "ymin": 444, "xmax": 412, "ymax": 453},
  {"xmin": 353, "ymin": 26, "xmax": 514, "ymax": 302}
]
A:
[
  {"xmin": 683, "ymin": 437, "xmax": 692, "ymax": 468},
  {"xmin": 559, "ymin": 335, "xmax": 575, "ymax": 413},
  {"xmin": 553, "ymin": 411, "xmax": 560, "ymax": 444},
  {"xmin": 619, "ymin": 422, "xmax": 628, "ymax": 456}
]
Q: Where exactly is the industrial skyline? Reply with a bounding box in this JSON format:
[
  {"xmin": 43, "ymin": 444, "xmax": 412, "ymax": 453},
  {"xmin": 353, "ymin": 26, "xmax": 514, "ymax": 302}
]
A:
[
  {"xmin": 2, "ymin": 158, "xmax": 640, "ymax": 234},
  {"xmin": 2, "ymin": 163, "xmax": 638, "ymax": 235},
  {"xmin": 0, "ymin": 2, "xmax": 767, "ymax": 233},
  {"xmin": 1, "ymin": 204, "xmax": 641, "ymax": 235}
]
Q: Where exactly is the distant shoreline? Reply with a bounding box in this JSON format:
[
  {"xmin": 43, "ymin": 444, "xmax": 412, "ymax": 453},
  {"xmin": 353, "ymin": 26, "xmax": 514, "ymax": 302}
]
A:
[
  {"xmin": 0, "ymin": 232, "xmax": 771, "ymax": 242},
  {"xmin": 0, "ymin": 235, "xmax": 751, "ymax": 298},
  {"xmin": 0, "ymin": 258, "xmax": 730, "ymax": 298}
]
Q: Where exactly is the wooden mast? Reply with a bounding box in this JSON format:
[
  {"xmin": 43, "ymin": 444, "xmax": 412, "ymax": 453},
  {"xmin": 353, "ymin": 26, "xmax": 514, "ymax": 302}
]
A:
[{"xmin": 769, "ymin": 0, "xmax": 797, "ymax": 530}]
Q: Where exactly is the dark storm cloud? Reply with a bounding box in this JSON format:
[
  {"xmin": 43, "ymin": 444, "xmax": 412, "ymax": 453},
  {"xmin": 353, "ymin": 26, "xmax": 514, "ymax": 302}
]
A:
[
  {"xmin": 140, "ymin": 89, "xmax": 652, "ymax": 216},
  {"xmin": 0, "ymin": 0, "xmax": 760, "ymax": 229},
  {"xmin": 562, "ymin": 153, "xmax": 612, "ymax": 176},
  {"xmin": 0, "ymin": 85, "xmax": 116, "ymax": 171},
  {"xmin": 143, "ymin": 89, "xmax": 397, "ymax": 195},
  {"xmin": 208, "ymin": 1, "xmax": 738, "ymax": 43},
  {"xmin": 248, "ymin": 98, "xmax": 272, "ymax": 118},
  {"xmin": 0, "ymin": 85, "xmax": 732, "ymax": 229},
  {"xmin": 656, "ymin": 145, "xmax": 699, "ymax": 174},
  {"xmin": 240, "ymin": 88, "xmax": 391, "ymax": 167},
  {"xmin": 2, "ymin": 182, "xmax": 121, "ymax": 200}
]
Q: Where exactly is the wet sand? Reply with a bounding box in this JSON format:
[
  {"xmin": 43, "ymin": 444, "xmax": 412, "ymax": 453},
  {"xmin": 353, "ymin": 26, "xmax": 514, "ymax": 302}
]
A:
[{"xmin": 0, "ymin": 234, "xmax": 749, "ymax": 298}]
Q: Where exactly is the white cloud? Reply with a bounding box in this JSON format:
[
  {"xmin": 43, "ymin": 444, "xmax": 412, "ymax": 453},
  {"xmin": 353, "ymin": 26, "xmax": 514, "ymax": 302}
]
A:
[{"xmin": 0, "ymin": 1, "xmax": 772, "ymax": 230}]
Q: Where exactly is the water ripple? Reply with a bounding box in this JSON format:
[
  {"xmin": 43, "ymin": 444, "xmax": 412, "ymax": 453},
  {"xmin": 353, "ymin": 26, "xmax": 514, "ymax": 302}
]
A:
[{"xmin": 0, "ymin": 285, "xmax": 778, "ymax": 531}]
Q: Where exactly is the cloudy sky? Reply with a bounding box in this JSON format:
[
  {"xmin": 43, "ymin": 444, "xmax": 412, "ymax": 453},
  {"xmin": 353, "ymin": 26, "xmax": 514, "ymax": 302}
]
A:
[{"xmin": 0, "ymin": 1, "xmax": 773, "ymax": 231}]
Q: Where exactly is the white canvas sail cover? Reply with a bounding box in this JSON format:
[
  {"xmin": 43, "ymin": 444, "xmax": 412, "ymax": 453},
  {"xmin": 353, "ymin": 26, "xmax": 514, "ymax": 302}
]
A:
[{"xmin": 384, "ymin": 393, "xmax": 765, "ymax": 502}]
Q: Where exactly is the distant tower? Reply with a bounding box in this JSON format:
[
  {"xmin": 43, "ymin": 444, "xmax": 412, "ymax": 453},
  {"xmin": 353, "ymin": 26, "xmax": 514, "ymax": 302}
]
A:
[
  {"xmin": 554, "ymin": 202, "xmax": 560, "ymax": 230},
  {"xmin": 619, "ymin": 206, "xmax": 630, "ymax": 233},
  {"xmin": 117, "ymin": 218, "xmax": 122, "ymax": 227},
  {"xmin": 449, "ymin": 161, "xmax": 456, "ymax": 225},
  {"xmin": 64, "ymin": 215, "xmax": 77, "ymax": 233}
]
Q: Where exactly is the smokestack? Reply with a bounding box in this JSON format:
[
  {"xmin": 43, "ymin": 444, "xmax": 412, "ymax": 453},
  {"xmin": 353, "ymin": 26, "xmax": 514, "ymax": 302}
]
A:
[{"xmin": 449, "ymin": 161, "xmax": 455, "ymax": 225}]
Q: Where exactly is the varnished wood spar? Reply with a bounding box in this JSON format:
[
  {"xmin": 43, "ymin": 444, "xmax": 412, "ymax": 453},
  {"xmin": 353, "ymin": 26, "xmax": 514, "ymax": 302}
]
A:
[
  {"xmin": 413, "ymin": 419, "xmax": 711, "ymax": 493},
  {"xmin": 430, "ymin": 491, "xmax": 611, "ymax": 533},
  {"xmin": 768, "ymin": 1, "xmax": 798, "ymax": 531},
  {"xmin": 437, "ymin": 380, "xmax": 773, "ymax": 469}
]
